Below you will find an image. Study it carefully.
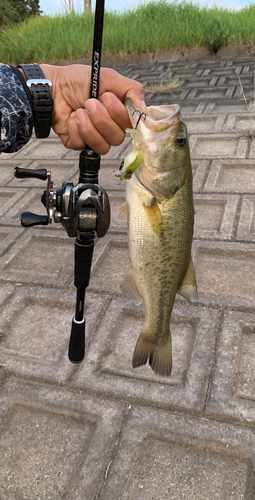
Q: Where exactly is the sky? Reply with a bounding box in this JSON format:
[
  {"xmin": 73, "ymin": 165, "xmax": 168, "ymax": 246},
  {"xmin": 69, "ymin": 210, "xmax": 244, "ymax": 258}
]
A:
[
  {"xmin": 39, "ymin": 0, "xmax": 252, "ymax": 16},
  {"xmin": 39, "ymin": 0, "xmax": 147, "ymax": 14}
]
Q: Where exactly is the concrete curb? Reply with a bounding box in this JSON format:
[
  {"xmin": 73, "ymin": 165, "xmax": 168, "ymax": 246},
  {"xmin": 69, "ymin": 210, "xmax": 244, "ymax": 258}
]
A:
[{"xmin": 52, "ymin": 43, "xmax": 255, "ymax": 67}]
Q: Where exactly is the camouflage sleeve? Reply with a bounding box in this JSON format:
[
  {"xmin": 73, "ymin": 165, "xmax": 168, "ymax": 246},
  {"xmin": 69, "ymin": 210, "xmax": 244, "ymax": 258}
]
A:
[{"xmin": 0, "ymin": 63, "xmax": 34, "ymax": 154}]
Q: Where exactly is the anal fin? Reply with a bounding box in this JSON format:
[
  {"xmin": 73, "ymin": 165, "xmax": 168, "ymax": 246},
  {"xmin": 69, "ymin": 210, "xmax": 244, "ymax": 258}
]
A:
[
  {"xmin": 120, "ymin": 270, "xmax": 143, "ymax": 305},
  {"xmin": 178, "ymin": 257, "xmax": 198, "ymax": 303}
]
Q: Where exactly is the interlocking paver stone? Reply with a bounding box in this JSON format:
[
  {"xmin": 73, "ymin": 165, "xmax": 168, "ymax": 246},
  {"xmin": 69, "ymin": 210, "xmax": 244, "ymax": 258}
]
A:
[
  {"xmin": 0, "ymin": 284, "xmax": 15, "ymax": 321},
  {"xmin": 193, "ymin": 194, "xmax": 239, "ymax": 240},
  {"xmin": 0, "ymin": 188, "xmax": 28, "ymax": 221},
  {"xmin": 0, "ymin": 287, "xmax": 109, "ymax": 382},
  {"xmin": 0, "ymin": 226, "xmax": 24, "ymax": 257},
  {"xmin": 0, "ymin": 378, "xmax": 126, "ymax": 499},
  {"xmin": 0, "ymin": 229, "xmax": 74, "ymax": 286},
  {"xmin": 204, "ymin": 99, "xmax": 250, "ymax": 114},
  {"xmin": 101, "ymin": 406, "xmax": 255, "ymax": 499},
  {"xmin": 193, "ymin": 240, "xmax": 255, "ymax": 309},
  {"xmin": 190, "ymin": 134, "xmax": 248, "ymax": 158},
  {"xmin": 1, "ymin": 49, "xmax": 255, "ymax": 498},
  {"xmin": 184, "ymin": 114, "xmax": 226, "ymax": 133},
  {"xmin": 15, "ymin": 138, "xmax": 69, "ymax": 160},
  {"xmin": 69, "ymin": 300, "xmax": 218, "ymax": 414},
  {"xmin": 0, "ymin": 159, "xmax": 32, "ymax": 187},
  {"xmin": 204, "ymin": 159, "xmax": 255, "ymax": 193},
  {"xmin": 224, "ymin": 114, "xmax": 255, "ymax": 133},
  {"xmin": 237, "ymin": 195, "xmax": 255, "ymax": 241},
  {"xmin": 192, "ymin": 159, "xmax": 210, "ymax": 193},
  {"xmin": 206, "ymin": 310, "xmax": 255, "ymax": 425}
]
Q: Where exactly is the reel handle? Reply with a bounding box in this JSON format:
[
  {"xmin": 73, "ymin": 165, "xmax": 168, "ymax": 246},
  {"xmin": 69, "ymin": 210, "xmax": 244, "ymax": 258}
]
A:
[
  {"xmin": 20, "ymin": 211, "xmax": 49, "ymax": 227},
  {"xmin": 14, "ymin": 166, "xmax": 48, "ymax": 181}
]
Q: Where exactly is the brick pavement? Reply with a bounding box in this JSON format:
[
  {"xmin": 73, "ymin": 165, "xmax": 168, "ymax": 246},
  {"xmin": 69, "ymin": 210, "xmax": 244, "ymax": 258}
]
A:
[{"xmin": 1, "ymin": 53, "xmax": 255, "ymax": 498}]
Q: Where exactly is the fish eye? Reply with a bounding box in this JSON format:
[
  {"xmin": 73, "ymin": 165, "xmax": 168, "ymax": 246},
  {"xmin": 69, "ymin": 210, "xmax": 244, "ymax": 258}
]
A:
[
  {"xmin": 175, "ymin": 134, "xmax": 186, "ymax": 147},
  {"xmin": 125, "ymin": 172, "xmax": 132, "ymax": 179}
]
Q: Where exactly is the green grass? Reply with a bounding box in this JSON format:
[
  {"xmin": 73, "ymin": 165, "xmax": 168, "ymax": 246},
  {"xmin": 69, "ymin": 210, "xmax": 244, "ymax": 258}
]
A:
[{"xmin": 1, "ymin": 1, "xmax": 255, "ymax": 64}]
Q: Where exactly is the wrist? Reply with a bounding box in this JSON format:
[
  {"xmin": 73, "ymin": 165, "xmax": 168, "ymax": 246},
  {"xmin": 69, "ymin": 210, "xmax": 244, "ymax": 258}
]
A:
[
  {"xmin": 40, "ymin": 64, "xmax": 58, "ymax": 98},
  {"xmin": 40, "ymin": 64, "xmax": 54, "ymax": 81},
  {"xmin": 18, "ymin": 67, "xmax": 27, "ymax": 81}
]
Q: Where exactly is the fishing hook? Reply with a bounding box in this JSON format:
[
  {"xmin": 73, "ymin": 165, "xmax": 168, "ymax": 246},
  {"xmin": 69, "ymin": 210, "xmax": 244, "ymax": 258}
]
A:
[
  {"xmin": 118, "ymin": 159, "xmax": 124, "ymax": 172},
  {"xmin": 116, "ymin": 110, "xmax": 146, "ymax": 176},
  {"xmin": 133, "ymin": 110, "xmax": 147, "ymax": 129}
]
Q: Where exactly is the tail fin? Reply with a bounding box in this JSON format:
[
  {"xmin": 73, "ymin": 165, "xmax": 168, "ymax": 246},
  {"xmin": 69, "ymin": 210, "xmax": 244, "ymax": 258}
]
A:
[{"xmin": 132, "ymin": 331, "xmax": 172, "ymax": 376}]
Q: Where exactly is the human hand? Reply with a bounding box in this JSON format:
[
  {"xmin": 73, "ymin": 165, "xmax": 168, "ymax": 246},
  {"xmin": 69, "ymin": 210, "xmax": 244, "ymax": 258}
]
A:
[{"xmin": 40, "ymin": 64, "xmax": 145, "ymax": 154}]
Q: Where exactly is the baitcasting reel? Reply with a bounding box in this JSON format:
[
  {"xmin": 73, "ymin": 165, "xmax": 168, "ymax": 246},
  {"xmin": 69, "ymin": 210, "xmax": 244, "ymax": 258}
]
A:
[
  {"xmin": 14, "ymin": 155, "xmax": 110, "ymax": 238},
  {"xmin": 14, "ymin": 148, "xmax": 110, "ymax": 363}
]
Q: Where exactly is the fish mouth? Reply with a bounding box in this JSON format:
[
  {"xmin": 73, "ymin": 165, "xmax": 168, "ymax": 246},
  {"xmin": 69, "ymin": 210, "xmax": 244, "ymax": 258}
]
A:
[
  {"xmin": 146, "ymin": 104, "xmax": 180, "ymax": 124},
  {"xmin": 125, "ymin": 98, "xmax": 180, "ymax": 132}
]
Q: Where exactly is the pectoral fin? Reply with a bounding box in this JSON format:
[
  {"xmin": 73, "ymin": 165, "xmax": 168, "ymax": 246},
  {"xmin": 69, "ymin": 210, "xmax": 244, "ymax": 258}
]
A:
[
  {"xmin": 118, "ymin": 203, "xmax": 128, "ymax": 220},
  {"xmin": 141, "ymin": 191, "xmax": 156, "ymax": 207},
  {"xmin": 144, "ymin": 203, "xmax": 164, "ymax": 237},
  {"xmin": 120, "ymin": 270, "xmax": 143, "ymax": 305},
  {"xmin": 178, "ymin": 257, "xmax": 198, "ymax": 303}
]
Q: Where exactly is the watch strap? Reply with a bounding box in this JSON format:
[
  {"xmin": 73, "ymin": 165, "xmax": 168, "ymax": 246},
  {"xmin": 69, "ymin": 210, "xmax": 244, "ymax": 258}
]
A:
[{"xmin": 18, "ymin": 64, "xmax": 53, "ymax": 139}]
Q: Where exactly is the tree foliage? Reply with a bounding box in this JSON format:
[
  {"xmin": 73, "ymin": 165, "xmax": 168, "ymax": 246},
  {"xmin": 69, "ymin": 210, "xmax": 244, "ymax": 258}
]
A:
[{"xmin": 0, "ymin": 0, "xmax": 41, "ymax": 27}]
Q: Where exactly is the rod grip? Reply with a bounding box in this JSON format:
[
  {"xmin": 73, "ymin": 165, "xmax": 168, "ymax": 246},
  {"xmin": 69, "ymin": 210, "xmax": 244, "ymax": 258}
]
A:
[
  {"xmin": 68, "ymin": 317, "xmax": 85, "ymax": 363},
  {"xmin": 74, "ymin": 238, "xmax": 94, "ymax": 289}
]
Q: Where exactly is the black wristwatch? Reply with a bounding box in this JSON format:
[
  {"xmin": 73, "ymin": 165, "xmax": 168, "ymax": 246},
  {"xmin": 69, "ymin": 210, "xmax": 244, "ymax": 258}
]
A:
[{"xmin": 18, "ymin": 63, "xmax": 54, "ymax": 139}]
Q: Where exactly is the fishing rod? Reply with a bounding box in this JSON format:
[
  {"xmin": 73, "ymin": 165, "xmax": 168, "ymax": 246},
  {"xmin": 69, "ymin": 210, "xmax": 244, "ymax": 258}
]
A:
[
  {"xmin": 68, "ymin": 0, "xmax": 109, "ymax": 363},
  {"xmin": 14, "ymin": 0, "xmax": 110, "ymax": 363}
]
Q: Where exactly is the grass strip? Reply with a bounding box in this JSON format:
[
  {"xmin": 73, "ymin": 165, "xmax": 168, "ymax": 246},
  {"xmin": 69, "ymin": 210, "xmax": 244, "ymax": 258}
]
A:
[{"xmin": 1, "ymin": 1, "xmax": 255, "ymax": 64}]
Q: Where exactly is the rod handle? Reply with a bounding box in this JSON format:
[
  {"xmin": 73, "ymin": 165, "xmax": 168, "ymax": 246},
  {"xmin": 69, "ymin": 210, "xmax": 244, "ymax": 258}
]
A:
[
  {"xmin": 14, "ymin": 166, "xmax": 48, "ymax": 181},
  {"xmin": 68, "ymin": 317, "xmax": 85, "ymax": 363}
]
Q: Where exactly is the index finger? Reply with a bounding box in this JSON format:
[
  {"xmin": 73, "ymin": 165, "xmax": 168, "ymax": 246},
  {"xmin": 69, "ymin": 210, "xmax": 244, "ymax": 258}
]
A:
[{"xmin": 99, "ymin": 68, "xmax": 146, "ymax": 111}]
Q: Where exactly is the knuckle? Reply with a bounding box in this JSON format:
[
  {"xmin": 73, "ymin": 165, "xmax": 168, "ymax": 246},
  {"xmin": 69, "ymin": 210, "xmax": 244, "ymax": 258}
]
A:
[
  {"xmin": 99, "ymin": 143, "xmax": 110, "ymax": 155},
  {"xmin": 135, "ymin": 81, "xmax": 144, "ymax": 93},
  {"xmin": 111, "ymin": 132, "xmax": 125, "ymax": 146}
]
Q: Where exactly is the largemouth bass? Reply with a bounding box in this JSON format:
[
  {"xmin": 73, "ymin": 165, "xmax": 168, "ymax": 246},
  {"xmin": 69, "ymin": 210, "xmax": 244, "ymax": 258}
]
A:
[{"xmin": 119, "ymin": 99, "xmax": 198, "ymax": 377}]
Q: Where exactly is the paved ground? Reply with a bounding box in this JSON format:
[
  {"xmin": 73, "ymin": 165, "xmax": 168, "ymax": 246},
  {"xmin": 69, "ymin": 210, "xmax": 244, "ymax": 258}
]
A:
[{"xmin": 1, "ymin": 52, "xmax": 255, "ymax": 499}]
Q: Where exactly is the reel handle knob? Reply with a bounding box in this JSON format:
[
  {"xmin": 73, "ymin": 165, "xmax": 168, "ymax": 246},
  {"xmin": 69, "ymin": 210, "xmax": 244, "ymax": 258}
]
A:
[
  {"xmin": 14, "ymin": 166, "xmax": 48, "ymax": 181},
  {"xmin": 20, "ymin": 211, "xmax": 49, "ymax": 227},
  {"xmin": 68, "ymin": 317, "xmax": 85, "ymax": 363}
]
